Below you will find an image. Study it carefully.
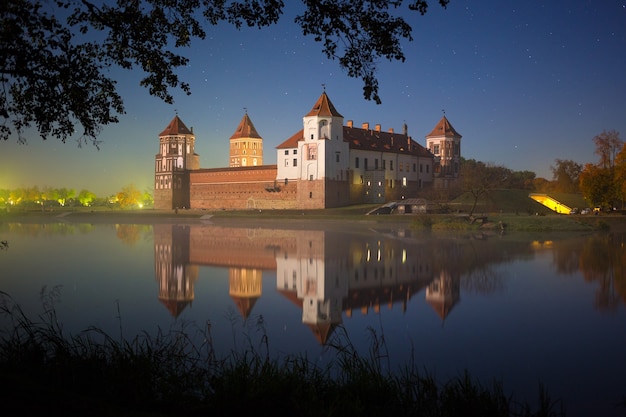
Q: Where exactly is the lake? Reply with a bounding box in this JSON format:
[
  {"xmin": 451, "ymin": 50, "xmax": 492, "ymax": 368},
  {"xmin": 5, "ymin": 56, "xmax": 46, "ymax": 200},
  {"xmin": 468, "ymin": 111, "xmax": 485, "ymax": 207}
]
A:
[{"xmin": 1, "ymin": 216, "xmax": 625, "ymax": 416}]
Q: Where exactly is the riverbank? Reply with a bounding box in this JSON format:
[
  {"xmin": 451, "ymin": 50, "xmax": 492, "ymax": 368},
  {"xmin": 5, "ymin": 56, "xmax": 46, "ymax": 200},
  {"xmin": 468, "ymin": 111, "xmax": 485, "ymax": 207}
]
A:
[{"xmin": 2, "ymin": 206, "xmax": 626, "ymax": 233}]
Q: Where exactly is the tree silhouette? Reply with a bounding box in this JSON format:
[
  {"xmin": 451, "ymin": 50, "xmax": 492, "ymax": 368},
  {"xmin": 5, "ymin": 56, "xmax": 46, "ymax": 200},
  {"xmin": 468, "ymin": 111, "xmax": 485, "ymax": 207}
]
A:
[{"xmin": 1, "ymin": 0, "xmax": 449, "ymax": 145}]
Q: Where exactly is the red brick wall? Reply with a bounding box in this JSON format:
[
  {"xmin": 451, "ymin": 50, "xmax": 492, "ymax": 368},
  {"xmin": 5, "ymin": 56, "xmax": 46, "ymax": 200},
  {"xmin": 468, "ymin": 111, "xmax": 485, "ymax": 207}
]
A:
[{"xmin": 189, "ymin": 165, "xmax": 299, "ymax": 209}]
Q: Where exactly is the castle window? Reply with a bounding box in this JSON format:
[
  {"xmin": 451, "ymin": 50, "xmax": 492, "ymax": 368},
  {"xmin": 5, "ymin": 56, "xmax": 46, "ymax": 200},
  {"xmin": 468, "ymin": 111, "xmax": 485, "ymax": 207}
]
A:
[
  {"xmin": 293, "ymin": 149, "xmax": 297, "ymax": 155},
  {"xmin": 293, "ymin": 158, "xmax": 298, "ymax": 167},
  {"xmin": 374, "ymin": 159, "xmax": 378, "ymax": 169},
  {"xmin": 420, "ymin": 164, "xmax": 423, "ymax": 173},
  {"xmin": 355, "ymin": 157, "xmax": 359, "ymax": 168},
  {"xmin": 382, "ymin": 159, "xmax": 386, "ymax": 169},
  {"xmin": 364, "ymin": 158, "xmax": 368, "ymax": 170},
  {"xmin": 402, "ymin": 177, "xmax": 407, "ymax": 187},
  {"xmin": 413, "ymin": 164, "xmax": 416, "ymax": 172},
  {"xmin": 433, "ymin": 144, "xmax": 440, "ymax": 154},
  {"xmin": 390, "ymin": 161, "xmax": 394, "ymax": 171},
  {"xmin": 285, "ymin": 150, "xmax": 289, "ymax": 155},
  {"xmin": 284, "ymin": 160, "xmax": 289, "ymax": 167},
  {"xmin": 336, "ymin": 153, "xmax": 340, "ymax": 163}
]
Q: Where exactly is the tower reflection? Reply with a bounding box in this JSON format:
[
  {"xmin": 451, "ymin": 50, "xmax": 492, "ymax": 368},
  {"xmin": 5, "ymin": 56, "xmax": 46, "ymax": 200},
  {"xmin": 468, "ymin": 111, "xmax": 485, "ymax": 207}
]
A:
[{"xmin": 153, "ymin": 224, "xmax": 461, "ymax": 343}]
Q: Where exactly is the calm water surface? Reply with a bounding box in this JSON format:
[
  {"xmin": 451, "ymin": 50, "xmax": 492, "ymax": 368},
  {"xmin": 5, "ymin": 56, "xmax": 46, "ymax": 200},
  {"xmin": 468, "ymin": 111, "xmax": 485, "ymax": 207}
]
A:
[{"xmin": 1, "ymin": 218, "xmax": 625, "ymax": 416}]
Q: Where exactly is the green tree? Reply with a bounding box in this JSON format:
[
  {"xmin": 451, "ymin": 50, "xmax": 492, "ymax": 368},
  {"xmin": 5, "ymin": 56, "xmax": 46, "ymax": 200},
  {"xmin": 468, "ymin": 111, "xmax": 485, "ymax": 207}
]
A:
[
  {"xmin": 77, "ymin": 189, "xmax": 97, "ymax": 207},
  {"xmin": 56, "ymin": 188, "xmax": 76, "ymax": 206},
  {"xmin": 0, "ymin": 189, "xmax": 9, "ymax": 206},
  {"xmin": 2, "ymin": 0, "xmax": 449, "ymax": 145},
  {"xmin": 140, "ymin": 189, "xmax": 154, "ymax": 208},
  {"xmin": 550, "ymin": 159, "xmax": 582, "ymax": 193}
]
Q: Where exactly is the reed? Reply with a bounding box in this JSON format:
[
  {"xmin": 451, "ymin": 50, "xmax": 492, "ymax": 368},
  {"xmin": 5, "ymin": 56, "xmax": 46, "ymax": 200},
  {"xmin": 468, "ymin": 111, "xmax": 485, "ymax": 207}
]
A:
[{"xmin": 0, "ymin": 290, "xmax": 567, "ymax": 416}]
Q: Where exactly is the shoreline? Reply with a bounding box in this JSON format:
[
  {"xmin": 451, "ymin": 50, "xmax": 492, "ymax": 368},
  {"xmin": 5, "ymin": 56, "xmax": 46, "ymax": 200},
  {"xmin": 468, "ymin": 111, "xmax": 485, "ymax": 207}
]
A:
[{"xmin": 2, "ymin": 208, "xmax": 626, "ymax": 233}]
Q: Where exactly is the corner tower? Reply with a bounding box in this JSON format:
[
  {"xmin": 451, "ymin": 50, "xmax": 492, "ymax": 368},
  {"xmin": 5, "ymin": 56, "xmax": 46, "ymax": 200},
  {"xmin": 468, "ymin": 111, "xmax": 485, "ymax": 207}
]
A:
[
  {"xmin": 154, "ymin": 115, "xmax": 199, "ymax": 210},
  {"xmin": 425, "ymin": 115, "xmax": 462, "ymax": 188},
  {"xmin": 297, "ymin": 91, "xmax": 350, "ymax": 208},
  {"xmin": 229, "ymin": 112, "xmax": 263, "ymax": 167}
]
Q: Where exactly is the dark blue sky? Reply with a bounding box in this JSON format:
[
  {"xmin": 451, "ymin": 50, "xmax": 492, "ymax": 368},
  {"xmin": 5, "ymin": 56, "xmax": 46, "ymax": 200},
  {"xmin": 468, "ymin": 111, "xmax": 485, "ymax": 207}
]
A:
[{"xmin": 2, "ymin": 0, "xmax": 625, "ymax": 196}]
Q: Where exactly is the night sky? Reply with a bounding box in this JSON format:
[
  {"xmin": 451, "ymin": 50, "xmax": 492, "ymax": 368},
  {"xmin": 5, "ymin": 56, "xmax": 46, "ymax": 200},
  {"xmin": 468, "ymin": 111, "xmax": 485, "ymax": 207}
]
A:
[{"xmin": 2, "ymin": 1, "xmax": 625, "ymax": 197}]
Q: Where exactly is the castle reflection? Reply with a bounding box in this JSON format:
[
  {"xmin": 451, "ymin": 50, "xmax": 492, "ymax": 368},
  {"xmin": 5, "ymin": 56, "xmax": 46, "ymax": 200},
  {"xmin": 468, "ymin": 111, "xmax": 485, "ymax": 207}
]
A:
[{"xmin": 153, "ymin": 223, "xmax": 463, "ymax": 344}]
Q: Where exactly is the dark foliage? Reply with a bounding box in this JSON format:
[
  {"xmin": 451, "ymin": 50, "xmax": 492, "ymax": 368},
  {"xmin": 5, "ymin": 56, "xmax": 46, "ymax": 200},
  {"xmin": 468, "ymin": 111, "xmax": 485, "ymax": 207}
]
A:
[{"xmin": 1, "ymin": 0, "xmax": 449, "ymax": 145}]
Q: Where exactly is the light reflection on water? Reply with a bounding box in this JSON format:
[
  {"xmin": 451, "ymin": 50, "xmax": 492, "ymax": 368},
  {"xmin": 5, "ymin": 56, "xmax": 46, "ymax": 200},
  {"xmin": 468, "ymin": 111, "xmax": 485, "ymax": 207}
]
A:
[{"xmin": 1, "ymin": 219, "xmax": 625, "ymax": 416}]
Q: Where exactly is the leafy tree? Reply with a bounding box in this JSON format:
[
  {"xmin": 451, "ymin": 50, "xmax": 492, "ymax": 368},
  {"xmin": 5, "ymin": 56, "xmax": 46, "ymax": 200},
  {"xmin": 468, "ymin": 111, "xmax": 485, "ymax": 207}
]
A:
[
  {"xmin": 77, "ymin": 189, "xmax": 97, "ymax": 207},
  {"xmin": 116, "ymin": 184, "xmax": 141, "ymax": 208},
  {"xmin": 550, "ymin": 159, "xmax": 582, "ymax": 193},
  {"xmin": 593, "ymin": 129, "xmax": 623, "ymax": 169},
  {"xmin": 140, "ymin": 189, "xmax": 154, "ymax": 208},
  {"xmin": 579, "ymin": 130, "xmax": 624, "ymax": 209},
  {"xmin": 1, "ymin": 0, "xmax": 449, "ymax": 145},
  {"xmin": 613, "ymin": 142, "xmax": 626, "ymax": 208},
  {"xmin": 579, "ymin": 163, "xmax": 614, "ymax": 209},
  {"xmin": 0, "ymin": 189, "xmax": 9, "ymax": 205},
  {"xmin": 505, "ymin": 170, "xmax": 536, "ymax": 190},
  {"xmin": 56, "ymin": 187, "xmax": 75, "ymax": 206},
  {"xmin": 532, "ymin": 177, "xmax": 551, "ymax": 193}
]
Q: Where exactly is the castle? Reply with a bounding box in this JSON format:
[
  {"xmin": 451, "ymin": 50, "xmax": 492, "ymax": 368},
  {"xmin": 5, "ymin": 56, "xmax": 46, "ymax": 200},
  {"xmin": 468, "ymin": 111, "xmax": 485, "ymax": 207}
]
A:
[{"xmin": 154, "ymin": 91, "xmax": 462, "ymax": 210}]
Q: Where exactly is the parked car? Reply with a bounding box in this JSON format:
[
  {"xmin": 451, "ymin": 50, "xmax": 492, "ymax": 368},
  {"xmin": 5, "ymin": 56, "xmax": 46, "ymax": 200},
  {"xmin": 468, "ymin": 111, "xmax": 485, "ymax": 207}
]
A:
[
  {"xmin": 581, "ymin": 208, "xmax": 591, "ymax": 215},
  {"xmin": 569, "ymin": 208, "xmax": 579, "ymax": 214}
]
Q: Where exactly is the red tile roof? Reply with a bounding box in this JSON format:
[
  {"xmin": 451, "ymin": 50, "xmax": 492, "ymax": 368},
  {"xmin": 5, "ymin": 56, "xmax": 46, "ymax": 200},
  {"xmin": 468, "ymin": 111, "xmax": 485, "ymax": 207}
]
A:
[
  {"xmin": 305, "ymin": 92, "xmax": 343, "ymax": 118},
  {"xmin": 276, "ymin": 129, "xmax": 304, "ymax": 149},
  {"xmin": 159, "ymin": 115, "xmax": 193, "ymax": 136},
  {"xmin": 343, "ymin": 126, "xmax": 432, "ymax": 157},
  {"xmin": 426, "ymin": 115, "xmax": 462, "ymax": 139},
  {"xmin": 230, "ymin": 113, "xmax": 262, "ymax": 139},
  {"xmin": 276, "ymin": 125, "xmax": 432, "ymax": 157}
]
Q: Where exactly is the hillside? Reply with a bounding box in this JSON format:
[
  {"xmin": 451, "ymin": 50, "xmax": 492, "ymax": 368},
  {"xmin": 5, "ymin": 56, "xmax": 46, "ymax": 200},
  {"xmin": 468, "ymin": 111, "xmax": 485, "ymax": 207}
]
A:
[{"xmin": 447, "ymin": 189, "xmax": 587, "ymax": 215}]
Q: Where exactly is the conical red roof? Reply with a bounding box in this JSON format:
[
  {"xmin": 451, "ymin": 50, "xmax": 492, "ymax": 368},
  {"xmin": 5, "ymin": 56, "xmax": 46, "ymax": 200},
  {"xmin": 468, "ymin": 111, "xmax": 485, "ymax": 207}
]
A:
[
  {"xmin": 426, "ymin": 116, "xmax": 462, "ymax": 139},
  {"xmin": 305, "ymin": 92, "xmax": 343, "ymax": 118},
  {"xmin": 159, "ymin": 115, "xmax": 192, "ymax": 136},
  {"xmin": 230, "ymin": 113, "xmax": 262, "ymax": 139}
]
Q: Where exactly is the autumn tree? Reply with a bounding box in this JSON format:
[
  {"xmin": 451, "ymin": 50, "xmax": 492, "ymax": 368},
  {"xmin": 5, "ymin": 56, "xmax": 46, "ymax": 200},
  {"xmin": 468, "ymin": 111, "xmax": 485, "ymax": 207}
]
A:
[
  {"xmin": 1, "ymin": 0, "xmax": 449, "ymax": 145},
  {"xmin": 550, "ymin": 159, "xmax": 582, "ymax": 193},
  {"xmin": 579, "ymin": 130, "xmax": 624, "ymax": 209},
  {"xmin": 579, "ymin": 163, "xmax": 615, "ymax": 209},
  {"xmin": 116, "ymin": 184, "xmax": 141, "ymax": 208},
  {"xmin": 593, "ymin": 129, "xmax": 623, "ymax": 169}
]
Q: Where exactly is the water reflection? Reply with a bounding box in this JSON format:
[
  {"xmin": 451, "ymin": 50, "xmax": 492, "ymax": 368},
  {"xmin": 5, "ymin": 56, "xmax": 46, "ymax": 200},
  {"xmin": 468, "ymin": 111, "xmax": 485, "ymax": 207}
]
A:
[
  {"xmin": 151, "ymin": 223, "xmax": 626, "ymax": 346},
  {"xmin": 2, "ymin": 220, "xmax": 626, "ymax": 416}
]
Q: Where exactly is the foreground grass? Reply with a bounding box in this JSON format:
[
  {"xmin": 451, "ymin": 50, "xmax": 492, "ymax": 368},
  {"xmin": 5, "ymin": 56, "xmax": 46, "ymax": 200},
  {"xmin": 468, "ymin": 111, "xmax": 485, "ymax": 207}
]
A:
[{"xmin": 0, "ymin": 291, "xmax": 567, "ymax": 417}]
